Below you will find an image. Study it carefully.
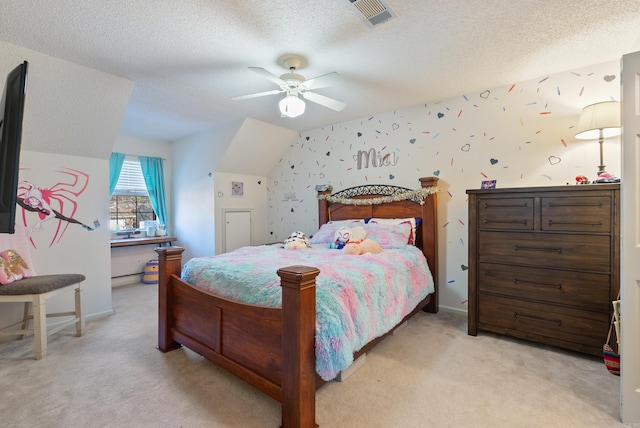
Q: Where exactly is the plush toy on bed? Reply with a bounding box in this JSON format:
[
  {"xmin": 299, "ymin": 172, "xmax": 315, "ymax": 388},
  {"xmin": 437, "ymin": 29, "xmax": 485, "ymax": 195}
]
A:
[
  {"xmin": 330, "ymin": 226, "xmax": 382, "ymax": 255},
  {"xmin": 284, "ymin": 231, "xmax": 311, "ymax": 249},
  {"xmin": 328, "ymin": 226, "xmax": 352, "ymax": 249}
]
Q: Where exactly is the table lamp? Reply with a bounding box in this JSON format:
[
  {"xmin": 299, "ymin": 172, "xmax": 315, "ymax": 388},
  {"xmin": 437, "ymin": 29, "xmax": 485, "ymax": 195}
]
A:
[{"xmin": 574, "ymin": 101, "xmax": 621, "ymax": 178}]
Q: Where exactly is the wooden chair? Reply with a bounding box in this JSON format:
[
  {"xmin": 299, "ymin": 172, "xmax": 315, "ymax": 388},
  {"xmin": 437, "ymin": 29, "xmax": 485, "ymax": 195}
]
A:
[
  {"xmin": 0, "ymin": 225, "xmax": 85, "ymax": 360},
  {"xmin": 0, "ymin": 275, "xmax": 85, "ymax": 359}
]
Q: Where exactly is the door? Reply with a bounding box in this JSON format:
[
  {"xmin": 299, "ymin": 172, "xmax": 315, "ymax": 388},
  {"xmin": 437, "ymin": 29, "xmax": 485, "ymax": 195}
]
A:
[
  {"xmin": 621, "ymin": 50, "xmax": 640, "ymax": 423},
  {"xmin": 223, "ymin": 209, "xmax": 251, "ymax": 253}
]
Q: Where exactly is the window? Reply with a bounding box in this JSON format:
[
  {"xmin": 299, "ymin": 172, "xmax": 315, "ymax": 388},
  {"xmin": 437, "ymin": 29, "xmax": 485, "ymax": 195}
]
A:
[{"xmin": 110, "ymin": 159, "xmax": 156, "ymax": 230}]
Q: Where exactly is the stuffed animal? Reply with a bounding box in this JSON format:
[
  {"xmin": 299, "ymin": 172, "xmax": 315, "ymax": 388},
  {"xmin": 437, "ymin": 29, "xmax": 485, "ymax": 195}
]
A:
[
  {"xmin": 329, "ymin": 226, "xmax": 360, "ymax": 250},
  {"xmin": 0, "ymin": 249, "xmax": 33, "ymax": 284},
  {"xmin": 332, "ymin": 226, "xmax": 382, "ymax": 255},
  {"xmin": 284, "ymin": 231, "xmax": 310, "ymax": 249}
]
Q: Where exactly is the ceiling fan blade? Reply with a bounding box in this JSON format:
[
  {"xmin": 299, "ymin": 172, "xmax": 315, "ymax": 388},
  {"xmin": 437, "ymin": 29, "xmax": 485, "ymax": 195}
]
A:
[
  {"xmin": 301, "ymin": 91, "xmax": 346, "ymax": 112},
  {"xmin": 302, "ymin": 72, "xmax": 343, "ymax": 90},
  {"xmin": 248, "ymin": 67, "xmax": 286, "ymax": 86},
  {"xmin": 231, "ymin": 89, "xmax": 283, "ymax": 101}
]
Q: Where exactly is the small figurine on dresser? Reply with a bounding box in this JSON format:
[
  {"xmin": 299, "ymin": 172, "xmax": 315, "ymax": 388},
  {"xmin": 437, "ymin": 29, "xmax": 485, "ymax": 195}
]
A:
[
  {"xmin": 593, "ymin": 172, "xmax": 621, "ymax": 184},
  {"xmin": 575, "ymin": 175, "xmax": 590, "ymax": 185}
]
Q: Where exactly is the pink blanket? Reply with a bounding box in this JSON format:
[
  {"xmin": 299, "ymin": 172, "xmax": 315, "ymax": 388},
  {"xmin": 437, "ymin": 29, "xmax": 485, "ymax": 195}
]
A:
[{"xmin": 182, "ymin": 244, "xmax": 434, "ymax": 381}]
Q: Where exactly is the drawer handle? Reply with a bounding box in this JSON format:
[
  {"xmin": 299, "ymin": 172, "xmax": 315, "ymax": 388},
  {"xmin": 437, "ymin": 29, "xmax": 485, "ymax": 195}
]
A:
[
  {"xmin": 483, "ymin": 219, "xmax": 528, "ymax": 225},
  {"xmin": 514, "ymin": 278, "xmax": 562, "ymax": 290},
  {"xmin": 514, "ymin": 312, "xmax": 562, "ymax": 326},
  {"xmin": 547, "ymin": 201, "xmax": 602, "ymax": 208},
  {"xmin": 514, "ymin": 245, "xmax": 562, "ymax": 254},
  {"xmin": 547, "ymin": 219, "xmax": 603, "ymax": 227},
  {"xmin": 483, "ymin": 202, "xmax": 528, "ymax": 209}
]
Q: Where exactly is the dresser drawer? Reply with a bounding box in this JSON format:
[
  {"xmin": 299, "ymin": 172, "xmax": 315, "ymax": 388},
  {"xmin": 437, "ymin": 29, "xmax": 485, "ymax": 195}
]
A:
[
  {"xmin": 478, "ymin": 263, "xmax": 610, "ymax": 312},
  {"xmin": 478, "ymin": 197, "xmax": 533, "ymax": 230},
  {"xmin": 478, "ymin": 294, "xmax": 609, "ymax": 350},
  {"xmin": 541, "ymin": 196, "xmax": 612, "ymax": 233},
  {"xmin": 478, "ymin": 231, "xmax": 611, "ymax": 272}
]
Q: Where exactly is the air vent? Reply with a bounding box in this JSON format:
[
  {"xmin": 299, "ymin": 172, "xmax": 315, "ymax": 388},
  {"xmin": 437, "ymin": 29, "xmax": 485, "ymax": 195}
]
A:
[{"xmin": 348, "ymin": 0, "xmax": 397, "ymax": 27}]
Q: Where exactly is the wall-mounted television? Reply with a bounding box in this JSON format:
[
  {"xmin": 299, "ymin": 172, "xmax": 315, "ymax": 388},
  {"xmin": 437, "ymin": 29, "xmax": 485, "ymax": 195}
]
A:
[{"xmin": 0, "ymin": 61, "xmax": 29, "ymax": 234}]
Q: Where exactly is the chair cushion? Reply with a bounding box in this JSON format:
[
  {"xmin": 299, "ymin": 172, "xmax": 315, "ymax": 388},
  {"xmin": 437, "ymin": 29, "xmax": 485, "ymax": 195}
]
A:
[{"xmin": 0, "ymin": 274, "xmax": 85, "ymax": 295}]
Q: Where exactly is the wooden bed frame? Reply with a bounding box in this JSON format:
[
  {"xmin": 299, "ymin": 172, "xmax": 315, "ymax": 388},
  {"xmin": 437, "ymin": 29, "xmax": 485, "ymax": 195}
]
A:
[{"xmin": 156, "ymin": 176, "xmax": 439, "ymax": 427}]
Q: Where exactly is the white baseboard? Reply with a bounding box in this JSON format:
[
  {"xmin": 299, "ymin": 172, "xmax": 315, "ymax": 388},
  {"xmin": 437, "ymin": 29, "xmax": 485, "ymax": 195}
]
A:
[
  {"xmin": 111, "ymin": 274, "xmax": 142, "ymax": 288},
  {"xmin": 438, "ymin": 305, "xmax": 468, "ymax": 316}
]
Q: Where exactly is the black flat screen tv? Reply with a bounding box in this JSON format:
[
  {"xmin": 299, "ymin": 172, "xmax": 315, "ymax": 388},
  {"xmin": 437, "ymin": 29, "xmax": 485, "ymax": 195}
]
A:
[{"xmin": 0, "ymin": 61, "xmax": 28, "ymax": 234}]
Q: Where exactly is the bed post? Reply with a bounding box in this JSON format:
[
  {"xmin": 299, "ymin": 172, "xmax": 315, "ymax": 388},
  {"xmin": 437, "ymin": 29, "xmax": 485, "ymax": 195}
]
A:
[
  {"xmin": 278, "ymin": 265, "xmax": 321, "ymax": 428},
  {"xmin": 317, "ymin": 187, "xmax": 331, "ymax": 227},
  {"xmin": 156, "ymin": 246, "xmax": 185, "ymax": 352},
  {"xmin": 419, "ymin": 176, "xmax": 439, "ymax": 313}
]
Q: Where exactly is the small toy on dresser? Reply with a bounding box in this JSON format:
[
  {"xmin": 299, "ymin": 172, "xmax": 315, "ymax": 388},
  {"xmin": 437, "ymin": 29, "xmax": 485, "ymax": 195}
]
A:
[
  {"xmin": 575, "ymin": 175, "xmax": 591, "ymax": 185},
  {"xmin": 283, "ymin": 231, "xmax": 311, "ymax": 249}
]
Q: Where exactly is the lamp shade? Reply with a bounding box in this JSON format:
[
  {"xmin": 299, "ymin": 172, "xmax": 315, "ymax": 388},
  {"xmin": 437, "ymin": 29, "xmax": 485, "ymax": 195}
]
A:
[
  {"xmin": 575, "ymin": 101, "xmax": 621, "ymax": 140},
  {"xmin": 279, "ymin": 95, "xmax": 305, "ymax": 118}
]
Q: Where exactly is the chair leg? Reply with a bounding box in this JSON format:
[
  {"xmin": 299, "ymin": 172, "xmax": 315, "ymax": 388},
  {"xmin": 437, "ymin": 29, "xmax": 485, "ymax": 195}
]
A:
[
  {"xmin": 21, "ymin": 302, "xmax": 31, "ymax": 340},
  {"xmin": 75, "ymin": 284, "xmax": 84, "ymax": 337},
  {"xmin": 33, "ymin": 294, "xmax": 47, "ymax": 360}
]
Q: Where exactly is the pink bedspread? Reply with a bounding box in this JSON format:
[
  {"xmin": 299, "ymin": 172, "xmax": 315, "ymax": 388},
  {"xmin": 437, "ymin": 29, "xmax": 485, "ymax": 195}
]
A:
[{"xmin": 181, "ymin": 244, "xmax": 434, "ymax": 381}]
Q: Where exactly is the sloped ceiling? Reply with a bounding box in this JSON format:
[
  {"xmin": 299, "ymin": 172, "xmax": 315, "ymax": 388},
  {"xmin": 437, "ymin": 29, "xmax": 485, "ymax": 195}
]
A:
[
  {"xmin": 1, "ymin": 40, "xmax": 133, "ymax": 159},
  {"xmin": 2, "ymin": 1, "xmax": 640, "ymax": 142},
  {"xmin": 215, "ymin": 118, "xmax": 298, "ymax": 176}
]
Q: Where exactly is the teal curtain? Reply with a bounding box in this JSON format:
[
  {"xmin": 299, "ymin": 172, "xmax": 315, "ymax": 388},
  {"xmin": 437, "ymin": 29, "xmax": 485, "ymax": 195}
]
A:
[
  {"xmin": 109, "ymin": 152, "xmax": 126, "ymax": 195},
  {"xmin": 138, "ymin": 156, "xmax": 168, "ymax": 232}
]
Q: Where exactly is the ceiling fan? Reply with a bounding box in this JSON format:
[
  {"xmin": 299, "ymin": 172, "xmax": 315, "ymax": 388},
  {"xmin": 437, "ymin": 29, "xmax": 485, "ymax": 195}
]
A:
[{"xmin": 231, "ymin": 54, "xmax": 346, "ymax": 118}]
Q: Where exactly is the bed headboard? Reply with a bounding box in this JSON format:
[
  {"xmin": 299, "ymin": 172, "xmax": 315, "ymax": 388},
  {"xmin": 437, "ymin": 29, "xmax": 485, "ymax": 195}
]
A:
[{"xmin": 316, "ymin": 177, "xmax": 439, "ymax": 310}]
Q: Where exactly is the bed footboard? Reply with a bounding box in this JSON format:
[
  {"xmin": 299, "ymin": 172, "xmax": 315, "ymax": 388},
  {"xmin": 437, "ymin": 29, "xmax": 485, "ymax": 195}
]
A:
[{"xmin": 156, "ymin": 246, "xmax": 320, "ymax": 428}]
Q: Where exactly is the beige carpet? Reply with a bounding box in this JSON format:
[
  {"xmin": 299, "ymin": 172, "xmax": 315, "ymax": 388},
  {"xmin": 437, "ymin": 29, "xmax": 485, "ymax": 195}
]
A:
[{"xmin": 0, "ymin": 282, "xmax": 624, "ymax": 428}]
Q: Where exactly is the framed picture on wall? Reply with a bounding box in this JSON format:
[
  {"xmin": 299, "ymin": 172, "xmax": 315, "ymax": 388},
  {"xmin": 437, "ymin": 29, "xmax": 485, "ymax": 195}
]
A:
[{"xmin": 231, "ymin": 181, "xmax": 244, "ymax": 197}]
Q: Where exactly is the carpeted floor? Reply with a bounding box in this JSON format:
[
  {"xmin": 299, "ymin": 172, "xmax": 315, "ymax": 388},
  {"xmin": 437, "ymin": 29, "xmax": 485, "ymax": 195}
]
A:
[{"xmin": 0, "ymin": 282, "xmax": 624, "ymax": 427}]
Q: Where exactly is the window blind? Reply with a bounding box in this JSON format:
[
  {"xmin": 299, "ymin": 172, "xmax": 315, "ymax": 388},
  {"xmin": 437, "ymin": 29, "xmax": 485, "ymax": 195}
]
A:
[{"xmin": 113, "ymin": 159, "xmax": 148, "ymax": 196}]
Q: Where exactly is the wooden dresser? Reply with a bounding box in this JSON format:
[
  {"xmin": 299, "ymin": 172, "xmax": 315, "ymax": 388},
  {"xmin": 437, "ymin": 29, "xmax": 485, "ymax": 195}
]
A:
[{"xmin": 466, "ymin": 184, "xmax": 620, "ymax": 356}]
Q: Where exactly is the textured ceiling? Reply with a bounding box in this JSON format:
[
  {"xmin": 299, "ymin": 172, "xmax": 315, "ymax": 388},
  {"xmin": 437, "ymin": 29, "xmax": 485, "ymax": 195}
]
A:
[{"xmin": 2, "ymin": 0, "xmax": 640, "ymax": 142}]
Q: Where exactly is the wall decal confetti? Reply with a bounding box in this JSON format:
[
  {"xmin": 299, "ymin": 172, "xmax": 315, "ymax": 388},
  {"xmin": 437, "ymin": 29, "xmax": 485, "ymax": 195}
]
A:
[
  {"xmin": 265, "ymin": 60, "xmax": 620, "ymax": 313},
  {"xmin": 604, "ymin": 75, "xmax": 616, "ymax": 82}
]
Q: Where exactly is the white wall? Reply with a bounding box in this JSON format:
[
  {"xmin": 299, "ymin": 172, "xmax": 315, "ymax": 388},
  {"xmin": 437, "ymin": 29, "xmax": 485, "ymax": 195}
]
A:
[
  {"xmin": 172, "ymin": 122, "xmax": 241, "ymax": 261},
  {"xmin": 213, "ymin": 172, "xmax": 268, "ymax": 254},
  {"xmin": 171, "ymin": 117, "xmax": 297, "ymax": 260},
  {"xmin": 0, "ymin": 41, "xmax": 133, "ymax": 331},
  {"xmin": 267, "ymin": 60, "xmax": 622, "ymax": 313}
]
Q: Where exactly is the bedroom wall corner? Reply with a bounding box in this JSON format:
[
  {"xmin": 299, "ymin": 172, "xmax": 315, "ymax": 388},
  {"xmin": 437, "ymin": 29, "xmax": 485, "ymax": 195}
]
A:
[
  {"xmin": 266, "ymin": 59, "xmax": 622, "ymax": 314},
  {"xmin": 213, "ymin": 172, "xmax": 269, "ymax": 254},
  {"xmin": 0, "ymin": 151, "xmax": 114, "ymax": 336}
]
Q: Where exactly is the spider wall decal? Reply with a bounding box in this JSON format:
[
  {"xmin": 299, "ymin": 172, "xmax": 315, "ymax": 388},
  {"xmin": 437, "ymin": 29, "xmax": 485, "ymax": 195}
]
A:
[{"xmin": 16, "ymin": 168, "xmax": 93, "ymax": 248}]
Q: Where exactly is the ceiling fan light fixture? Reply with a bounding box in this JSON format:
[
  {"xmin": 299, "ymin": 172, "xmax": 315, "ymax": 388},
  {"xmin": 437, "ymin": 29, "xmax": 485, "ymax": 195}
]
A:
[{"xmin": 279, "ymin": 95, "xmax": 305, "ymax": 118}]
